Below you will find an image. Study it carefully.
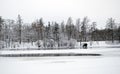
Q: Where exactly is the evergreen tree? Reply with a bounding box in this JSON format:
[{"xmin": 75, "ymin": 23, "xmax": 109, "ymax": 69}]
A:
[
  {"xmin": 53, "ymin": 22, "xmax": 60, "ymax": 47},
  {"xmin": 17, "ymin": 15, "xmax": 22, "ymax": 44}
]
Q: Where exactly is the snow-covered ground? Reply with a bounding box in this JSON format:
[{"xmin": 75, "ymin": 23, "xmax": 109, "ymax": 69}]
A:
[
  {"xmin": 0, "ymin": 47, "xmax": 120, "ymax": 74},
  {"xmin": 0, "ymin": 48, "xmax": 119, "ymax": 56},
  {"xmin": 0, "ymin": 41, "xmax": 120, "ymax": 74}
]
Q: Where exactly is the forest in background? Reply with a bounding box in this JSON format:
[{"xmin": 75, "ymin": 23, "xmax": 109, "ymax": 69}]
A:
[{"xmin": 0, "ymin": 15, "xmax": 120, "ymax": 49}]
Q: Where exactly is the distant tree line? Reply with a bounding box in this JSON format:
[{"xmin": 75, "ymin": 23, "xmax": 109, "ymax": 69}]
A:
[{"xmin": 0, "ymin": 15, "xmax": 120, "ymax": 48}]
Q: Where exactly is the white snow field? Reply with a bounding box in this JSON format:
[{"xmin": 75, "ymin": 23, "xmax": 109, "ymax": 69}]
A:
[
  {"xmin": 0, "ymin": 41, "xmax": 120, "ymax": 74},
  {"xmin": 0, "ymin": 47, "xmax": 120, "ymax": 74}
]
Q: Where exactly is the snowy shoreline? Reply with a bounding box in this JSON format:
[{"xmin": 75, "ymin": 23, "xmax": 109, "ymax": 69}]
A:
[
  {"xmin": 0, "ymin": 53, "xmax": 101, "ymax": 57},
  {"xmin": 0, "ymin": 47, "xmax": 120, "ymax": 57}
]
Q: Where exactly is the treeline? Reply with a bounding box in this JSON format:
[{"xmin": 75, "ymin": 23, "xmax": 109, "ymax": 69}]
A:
[{"xmin": 0, "ymin": 15, "xmax": 120, "ymax": 48}]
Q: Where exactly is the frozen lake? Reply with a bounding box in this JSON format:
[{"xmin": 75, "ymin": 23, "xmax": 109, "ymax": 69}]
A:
[{"xmin": 0, "ymin": 48, "xmax": 120, "ymax": 74}]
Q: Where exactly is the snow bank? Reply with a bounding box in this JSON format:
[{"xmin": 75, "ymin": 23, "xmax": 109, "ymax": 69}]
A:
[
  {"xmin": 1, "ymin": 41, "xmax": 120, "ymax": 50},
  {"xmin": 77, "ymin": 41, "xmax": 120, "ymax": 48}
]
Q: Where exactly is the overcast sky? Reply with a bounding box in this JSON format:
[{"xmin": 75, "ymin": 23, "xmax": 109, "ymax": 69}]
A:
[{"xmin": 0, "ymin": 0, "xmax": 120, "ymax": 29}]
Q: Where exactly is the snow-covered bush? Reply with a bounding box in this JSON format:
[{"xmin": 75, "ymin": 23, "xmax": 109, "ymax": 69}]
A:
[
  {"xmin": 59, "ymin": 39, "xmax": 69, "ymax": 48},
  {"xmin": 0, "ymin": 41, "xmax": 5, "ymax": 49},
  {"xmin": 58, "ymin": 35, "xmax": 77, "ymax": 48},
  {"xmin": 106, "ymin": 40, "xmax": 119, "ymax": 45},
  {"xmin": 11, "ymin": 42, "xmax": 20, "ymax": 48},
  {"xmin": 35, "ymin": 40, "xmax": 44, "ymax": 48},
  {"xmin": 43, "ymin": 39, "xmax": 56, "ymax": 48},
  {"xmin": 68, "ymin": 39, "xmax": 77, "ymax": 48}
]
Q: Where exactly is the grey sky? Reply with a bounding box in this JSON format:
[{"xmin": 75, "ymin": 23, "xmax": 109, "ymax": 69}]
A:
[{"xmin": 0, "ymin": 0, "xmax": 120, "ymax": 29}]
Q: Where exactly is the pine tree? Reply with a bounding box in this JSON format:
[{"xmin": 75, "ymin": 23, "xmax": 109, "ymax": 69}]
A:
[
  {"xmin": 53, "ymin": 22, "xmax": 60, "ymax": 47},
  {"xmin": 17, "ymin": 15, "xmax": 22, "ymax": 44}
]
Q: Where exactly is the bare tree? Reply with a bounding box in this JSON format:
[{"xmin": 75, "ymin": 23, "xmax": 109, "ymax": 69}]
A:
[
  {"xmin": 76, "ymin": 18, "xmax": 81, "ymax": 40},
  {"xmin": 90, "ymin": 22, "xmax": 97, "ymax": 41},
  {"xmin": 81, "ymin": 17, "xmax": 89, "ymax": 41},
  {"xmin": 66, "ymin": 17, "xmax": 74, "ymax": 40},
  {"xmin": 0, "ymin": 16, "xmax": 4, "ymax": 48},
  {"xmin": 0, "ymin": 16, "xmax": 4, "ymax": 41},
  {"xmin": 75, "ymin": 18, "xmax": 82, "ymax": 48},
  {"xmin": 117, "ymin": 26, "xmax": 120, "ymax": 43},
  {"xmin": 60, "ymin": 21, "xmax": 66, "ymax": 37},
  {"xmin": 32, "ymin": 18, "xmax": 44, "ymax": 47},
  {"xmin": 4, "ymin": 19, "xmax": 14, "ymax": 48},
  {"xmin": 106, "ymin": 18, "xmax": 116, "ymax": 43}
]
